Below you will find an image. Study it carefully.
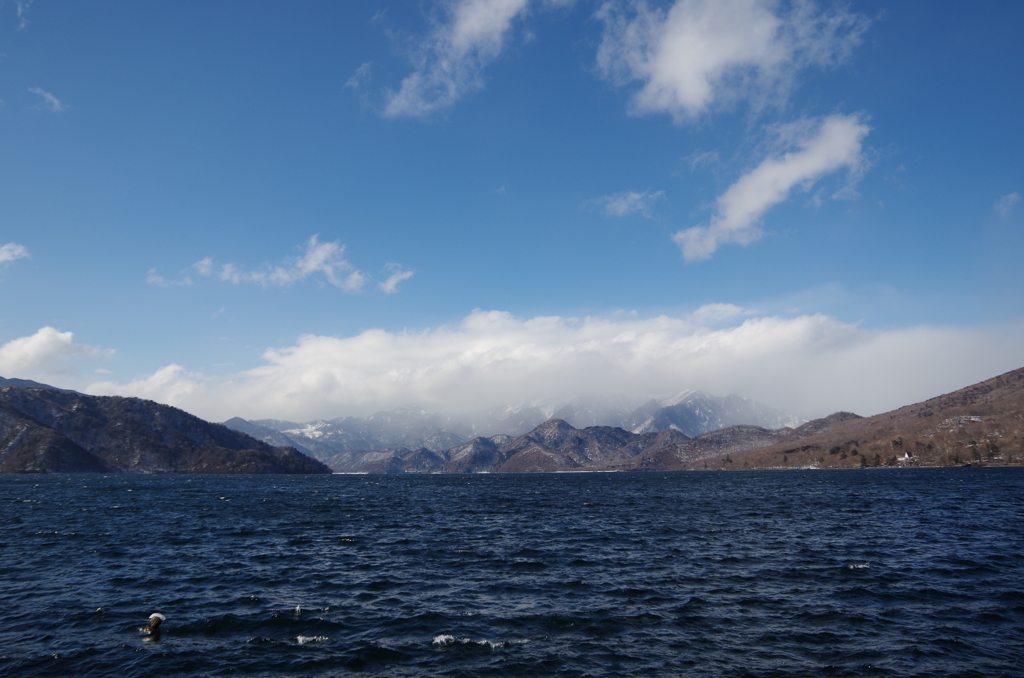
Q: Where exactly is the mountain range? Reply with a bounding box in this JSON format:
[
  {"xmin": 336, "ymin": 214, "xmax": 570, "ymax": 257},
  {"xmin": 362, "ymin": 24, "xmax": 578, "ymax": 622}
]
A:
[
  {"xmin": 228, "ymin": 368, "xmax": 1024, "ymax": 473},
  {"xmin": 223, "ymin": 390, "xmax": 803, "ymax": 464},
  {"xmin": 3, "ymin": 366, "xmax": 1020, "ymax": 474}
]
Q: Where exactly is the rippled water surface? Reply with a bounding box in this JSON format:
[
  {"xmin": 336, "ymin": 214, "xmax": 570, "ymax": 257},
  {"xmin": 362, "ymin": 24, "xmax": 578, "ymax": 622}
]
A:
[{"xmin": 2, "ymin": 469, "xmax": 1023, "ymax": 677}]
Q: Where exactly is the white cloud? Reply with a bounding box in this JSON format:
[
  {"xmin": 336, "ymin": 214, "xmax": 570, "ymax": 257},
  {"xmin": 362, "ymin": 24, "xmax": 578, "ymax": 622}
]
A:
[
  {"xmin": 195, "ymin": 236, "xmax": 366, "ymax": 292},
  {"xmin": 146, "ymin": 257, "xmax": 218, "ymax": 287},
  {"xmin": 385, "ymin": 0, "xmax": 531, "ymax": 117},
  {"xmin": 0, "ymin": 242, "xmax": 29, "ymax": 265},
  {"xmin": 994, "ymin": 192, "xmax": 1020, "ymax": 219},
  {"xmin": 192, "ymin": 257, "xmax": 214, "ymax": 276},
  {"xmin": 29, "ymin": 87, "xmax": 67, "ymax": 112},
  {"xmin": 345, "ymin": 62, "xmax": 373, "ymax": 89},
  {"xmin": 0, "ymin": 327, "xmax": 108, "ymax": 378},
  {"xmin": 593, "ymin": 189, "xmax": 664, "ymax": 217},
  {"xmin": 86, "ymin": 310, "xmax": 1024, "ymax": 425},
  {"xmin": 378, "ymin": 264, "xmax": 414, "ymax": 294},
  {"xmin": 597, "ymin": 0, "xmax": 868, "ymax": 122},
  {"xmin": 90, "ymin": 364, "xmax": 204, "ymax": 405},
  {"xmin": 686, "ymin": 149, "xmax": 720, "ymax": 171},
  {"xmin": 673, "ymin": 113, "xmax": 869, "ymax": 261},
  {"xmin": 146, "ymin": 269, "xmax": 193, "ymax": 287},
  {"xmin": 687, "ymin": 302, "xmax": 745, "ymax": 324}
]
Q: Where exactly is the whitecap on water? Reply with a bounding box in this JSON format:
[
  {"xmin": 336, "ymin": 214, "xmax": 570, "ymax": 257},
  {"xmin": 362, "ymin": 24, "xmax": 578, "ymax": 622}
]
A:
[
  {"xmin": 432, "ymin": 634, "xmax": 527, "ymax": 650},
  {"xmin": 296, "ymin": 635, "xmax": 329, "ymax": 645}
]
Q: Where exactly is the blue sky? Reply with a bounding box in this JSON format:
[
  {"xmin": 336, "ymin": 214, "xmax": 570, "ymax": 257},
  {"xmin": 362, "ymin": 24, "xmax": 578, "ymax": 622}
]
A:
[{"xmin": 1, "ymin": 0, "xmax": 1022, "ymax": 422}]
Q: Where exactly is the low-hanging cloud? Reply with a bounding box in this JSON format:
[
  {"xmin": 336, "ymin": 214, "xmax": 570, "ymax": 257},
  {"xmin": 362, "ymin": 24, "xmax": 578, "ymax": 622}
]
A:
[
  {"xmin": 673, "ymin": 113, "xmax": 869, "ymax": 261},
  {"xmin": 86, "ymin": 308, "xmax": 1024, "ymax": 425},
  {"xmin": 597, "ymin": 0, "xmax": 868, "ymax": 122},
  {"xmin": 0, "ymin": 327, "xmax": 108, "ymax": 378}
]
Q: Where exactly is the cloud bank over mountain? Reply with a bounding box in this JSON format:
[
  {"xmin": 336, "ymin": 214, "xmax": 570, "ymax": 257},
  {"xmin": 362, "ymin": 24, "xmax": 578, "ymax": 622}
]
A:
[
  {"xmin": 68, "ymin": 309, "xmax": 1024, "ymax": 424},
  {"xmin": 3, "ymin": 2, "xmax": 1022, "ymax": 436}
]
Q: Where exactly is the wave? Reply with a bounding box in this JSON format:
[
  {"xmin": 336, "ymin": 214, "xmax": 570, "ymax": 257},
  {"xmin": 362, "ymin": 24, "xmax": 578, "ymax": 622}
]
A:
[{"xmin": 432, "ymin": 634, "xmax": 529, "ymax": 650}]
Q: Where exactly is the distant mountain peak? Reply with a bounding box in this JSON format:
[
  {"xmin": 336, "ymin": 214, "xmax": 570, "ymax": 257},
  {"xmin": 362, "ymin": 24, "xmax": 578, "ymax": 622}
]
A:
[
  {"xmin": 659, "ymin": 389, "xmax": 702, "ymax": 407},
  {"xmin": 226, "ymin": 367, "xmax": 1022, "ymax": 473}
]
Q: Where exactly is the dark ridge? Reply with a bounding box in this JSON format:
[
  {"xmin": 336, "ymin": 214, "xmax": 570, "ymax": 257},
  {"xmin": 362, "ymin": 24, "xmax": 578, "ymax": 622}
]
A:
[
  {"xmin": 0, "ymin": 376, "xmax": 75, "ymax": 392},
  {"xmin": 0, "ymin": 387, "xmax": 329, "ymax": 474}
]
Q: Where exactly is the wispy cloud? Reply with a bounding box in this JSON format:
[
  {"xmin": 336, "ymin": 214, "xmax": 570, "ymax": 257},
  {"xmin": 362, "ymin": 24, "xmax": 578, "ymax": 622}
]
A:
[
  {"xmin": 195, "ymin": 236, "xmax": 366, "ymax": 292},
  {"xmin": 0, "ymin": 242, "xmax": 29, "ymax": 265},
  {"xmin": 378, "ymin": 264, "xmax": 414, "ymax": 294},
  {"xmin": 685, "ymin": 149, "xmax": 720, "ymax": 171},
  {"xmin": 29, "ymin": 87, "xmax": 67, "ymax": 112},
  {"xmin": 384, "ymin": 0, "xmax": 531, "ymax": 117},
  {"xmin": 994, "ymin": 192, "xmax": 1020, "ymax": 219},
  {"xmin": 15, "ymin": 0, "xmax": 34, "ymax": 30},
  {"xmin": 147, "ymin": 238, "xmax": 373, "ymax": 292},
  {"xmin": 146, "ymin": 269, "xmax": 193, "ymax": 287},
  {"xmin": 687, "ymin": 302, "xmax": 746, "ymax": 325},
  {"xmin": 87, "ymin": 309, "xmax": 1024, "ymax": 424},
  {"xmin": 344, "ymin": 62, "xmax": 375, "ymax": 109},
  {"xmin": 596, "ymin": 0, "xmax": 868, "ymax": 122},
  {"xmin": 192, "ymin": 257, "xmax": 214, "ymax": 277},
  {"xmin": 345, "ymin": 62, "xmax": 373, "ymax": 90},
  {"xmin": 591, "ymin": 189, "xmax": 664, "ymax": 217},
  {"xmin": 673, "ymin": 113, "xmax": 869, "ymax": 261},
  {"xmin": 145, "ymin": 257, "xmax": 216, "ymax": 287}
]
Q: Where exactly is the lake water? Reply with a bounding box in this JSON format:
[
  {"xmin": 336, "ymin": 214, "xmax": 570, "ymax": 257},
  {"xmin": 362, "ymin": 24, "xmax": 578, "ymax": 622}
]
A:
[{"xmin": 2, "ymin": 469, "xmax": 1022, "ymax": 677}]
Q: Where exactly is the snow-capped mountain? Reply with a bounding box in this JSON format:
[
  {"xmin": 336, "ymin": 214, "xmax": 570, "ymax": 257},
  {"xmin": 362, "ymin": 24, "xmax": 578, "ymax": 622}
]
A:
[
  {"xmin": 550, "ymin": 394, "xmax": 651, "ymax": 430},
  {"xmin": 629, "ymin": 390, "xmax": 804, "ymax": 437},
  {"xmin": 223, "ymin": 390, "xmax": 803, "ymax": 461}
]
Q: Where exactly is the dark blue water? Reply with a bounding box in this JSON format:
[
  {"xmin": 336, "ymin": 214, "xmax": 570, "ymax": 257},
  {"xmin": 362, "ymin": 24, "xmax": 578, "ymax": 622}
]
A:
[{"xmin": 2, "ymin": 469, "xmax": 1023, "ymax": 677}]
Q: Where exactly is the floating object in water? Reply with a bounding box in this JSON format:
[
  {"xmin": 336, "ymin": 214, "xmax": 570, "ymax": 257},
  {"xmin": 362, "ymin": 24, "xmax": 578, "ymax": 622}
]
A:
[
  {"xmin": 846, "ymin": 562, "xmax": 870, "ymax": 570},
  {"xmin": 141, "ymin": 613, "xmax": 166, "ymax": 634}
]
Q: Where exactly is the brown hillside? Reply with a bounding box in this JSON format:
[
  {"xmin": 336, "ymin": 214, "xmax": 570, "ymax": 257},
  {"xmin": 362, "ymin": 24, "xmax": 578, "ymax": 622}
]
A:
[{"xmin": 678, "ymin": 367, "xmax": 1024, "ymax": 470}]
